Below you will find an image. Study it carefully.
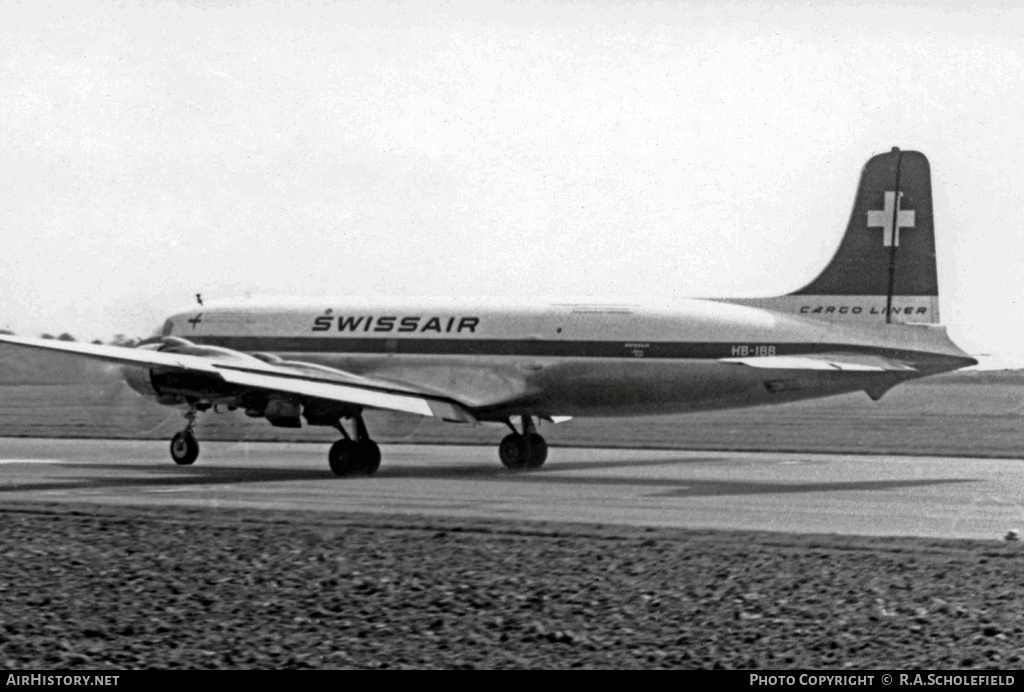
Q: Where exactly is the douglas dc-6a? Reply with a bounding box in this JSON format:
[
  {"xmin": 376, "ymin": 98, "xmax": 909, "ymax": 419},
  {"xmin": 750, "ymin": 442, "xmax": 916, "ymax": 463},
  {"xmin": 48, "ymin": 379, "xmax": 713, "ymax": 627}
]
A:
[{"xmin": 0, "ymin": 149, "xmax": 976, "ymax": 475}]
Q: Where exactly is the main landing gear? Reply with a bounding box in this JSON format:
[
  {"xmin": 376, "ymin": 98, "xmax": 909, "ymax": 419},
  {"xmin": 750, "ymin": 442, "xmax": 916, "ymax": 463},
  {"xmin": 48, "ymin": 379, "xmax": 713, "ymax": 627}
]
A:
[
  {"xmin": 328, "ymin": 414, "xmax": 381, "ymax": 477},
  {"xmin": 499, "ymin": 416, "xmax": 548, "ymax": 471},
  {"xmin": 165, "ymin": 403, "xmax": 544, "ymax": 477},
  {"xmin": 169, "ymin": 404, "xmax": 201, "ymax": 466}
]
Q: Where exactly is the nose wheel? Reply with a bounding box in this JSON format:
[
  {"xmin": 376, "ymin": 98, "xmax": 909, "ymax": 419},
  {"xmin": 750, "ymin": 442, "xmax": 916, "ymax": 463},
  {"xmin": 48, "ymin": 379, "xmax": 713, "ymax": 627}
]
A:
[
  {"xmin": 499, "ymin": 416, "xmax": 548, "ymax": 470},
  {"xmin": 170, "ymin": 430, "xmax": 199, "ymax": 465},
  {"xmin": 169, "ymin": 404, "xmax": 201, "ymax": 466}
]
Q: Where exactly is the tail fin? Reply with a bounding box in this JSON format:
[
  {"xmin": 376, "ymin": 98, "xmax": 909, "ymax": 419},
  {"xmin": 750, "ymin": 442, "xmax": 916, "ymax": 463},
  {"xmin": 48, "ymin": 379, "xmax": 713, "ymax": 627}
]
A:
[{"xmin": 733, "ymin": 148, "xmax": 940, "ymax": 324}]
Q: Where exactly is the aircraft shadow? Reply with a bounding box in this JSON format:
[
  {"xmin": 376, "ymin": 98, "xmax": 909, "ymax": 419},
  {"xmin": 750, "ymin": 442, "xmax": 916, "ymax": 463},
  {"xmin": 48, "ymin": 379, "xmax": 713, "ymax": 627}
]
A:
[
  {"xmin": 391, "ymin": 466, "xmax": 976, "ymax": 497},
  {"xmin": 0, "ymin": 454, "xmax": 716, "ymax": 495},
  {"xmin": 0, "ymin": 465, "xmax": 329, "ymax": 495},
  {"xmin": 0, "ymin": 455, "xmax": 978, "ymax": 499}
]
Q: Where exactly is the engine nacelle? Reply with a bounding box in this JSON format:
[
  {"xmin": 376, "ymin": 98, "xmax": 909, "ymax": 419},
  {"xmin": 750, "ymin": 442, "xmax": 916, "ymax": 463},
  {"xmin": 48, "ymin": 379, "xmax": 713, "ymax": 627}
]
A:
[
  {"xmin": 120, "ymin": 338, "xmax": 254, "ymax": 406},
  {"xmin": 122, "ymin": 365, "xmax": 185, "ymax": 406},
  {"xmin": 121, "ymin": 342, "xmax": 168, "ymax": 398},
  {"xmin": 263, "ymin": 399, "xmax": 302, "ymax": 428},
  {"xmin": 122, "ymin": 343, "xmax": 190, "ymax": 405},
  {"xmin": 122, "ymin": 364, "xmax": 158, "ymax": 397}
]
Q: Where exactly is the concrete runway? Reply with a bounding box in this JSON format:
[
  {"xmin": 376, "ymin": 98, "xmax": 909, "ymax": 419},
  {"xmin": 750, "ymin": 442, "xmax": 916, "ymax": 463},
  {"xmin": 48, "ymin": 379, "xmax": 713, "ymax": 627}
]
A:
[{"xmin": 1, "ymin": 437, "xmax": 1022, "ymax": 541}]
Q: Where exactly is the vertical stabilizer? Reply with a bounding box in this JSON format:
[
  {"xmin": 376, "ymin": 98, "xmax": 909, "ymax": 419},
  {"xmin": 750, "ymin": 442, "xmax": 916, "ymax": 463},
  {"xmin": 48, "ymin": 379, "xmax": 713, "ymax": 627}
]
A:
[{"xmin": 727, "ymin": 148, "xmax": 940, "ymax": 324}]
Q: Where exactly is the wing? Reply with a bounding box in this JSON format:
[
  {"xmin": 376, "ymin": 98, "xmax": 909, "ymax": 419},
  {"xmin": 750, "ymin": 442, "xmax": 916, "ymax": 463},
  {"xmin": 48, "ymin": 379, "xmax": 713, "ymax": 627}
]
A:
[{"xmin": 0, "ymin": 334, "xmax": 475, "ymax": 423}]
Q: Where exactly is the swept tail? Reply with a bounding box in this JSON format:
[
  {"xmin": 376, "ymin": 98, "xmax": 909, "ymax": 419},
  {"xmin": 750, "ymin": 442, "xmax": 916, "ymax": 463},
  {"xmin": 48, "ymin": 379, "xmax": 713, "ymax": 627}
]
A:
[{"xmin": 728, "ymin": 148, "xmax": 940, "ymax": 324}]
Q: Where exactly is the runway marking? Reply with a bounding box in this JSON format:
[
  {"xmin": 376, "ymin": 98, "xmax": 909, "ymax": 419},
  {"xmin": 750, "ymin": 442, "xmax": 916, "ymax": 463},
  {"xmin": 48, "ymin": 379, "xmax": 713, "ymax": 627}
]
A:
[{"xmin": 0, "ymin": 459, "xmax": 64, "ymax": 464}]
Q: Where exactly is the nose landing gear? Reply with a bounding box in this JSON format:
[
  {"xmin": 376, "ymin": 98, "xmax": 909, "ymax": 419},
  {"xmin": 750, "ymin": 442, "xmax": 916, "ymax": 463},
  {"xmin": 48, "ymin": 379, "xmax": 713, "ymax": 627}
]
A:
[
  {"xmin": 499, "ymin": 416, "xmax": 548, "ymax": 471},
  {"xmin": 169, "ymin": 404, "xmax": 201, "ymax": 466}
]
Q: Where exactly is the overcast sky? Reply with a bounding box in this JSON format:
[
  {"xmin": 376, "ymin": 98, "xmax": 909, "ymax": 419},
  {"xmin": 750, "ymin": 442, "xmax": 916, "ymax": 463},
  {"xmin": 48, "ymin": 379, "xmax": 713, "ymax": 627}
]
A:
[{"xmin": 2, "ymin": 0, "xmax": 1022, "ymax": 357}]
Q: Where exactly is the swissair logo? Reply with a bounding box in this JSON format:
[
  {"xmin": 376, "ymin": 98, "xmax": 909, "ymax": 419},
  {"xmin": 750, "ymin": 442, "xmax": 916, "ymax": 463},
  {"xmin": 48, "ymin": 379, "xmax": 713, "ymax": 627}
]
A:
[{"xmin": 867, "ymin": 191, "xmax": 915, "ymax": 247}]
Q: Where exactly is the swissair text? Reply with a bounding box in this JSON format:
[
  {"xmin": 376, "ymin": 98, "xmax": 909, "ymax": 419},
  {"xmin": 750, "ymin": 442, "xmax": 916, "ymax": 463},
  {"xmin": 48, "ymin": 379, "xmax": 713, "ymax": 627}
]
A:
[{"xmin": 312, "ymin": 315, "xmax": 480, "ymax": 334}]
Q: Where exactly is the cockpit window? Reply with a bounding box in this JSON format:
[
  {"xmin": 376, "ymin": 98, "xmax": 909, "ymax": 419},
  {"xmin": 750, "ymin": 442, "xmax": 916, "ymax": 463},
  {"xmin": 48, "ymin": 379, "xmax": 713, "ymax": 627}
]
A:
[{"xmin": 160, "ymin": 320, "xmax": 173, "ymax": 337}]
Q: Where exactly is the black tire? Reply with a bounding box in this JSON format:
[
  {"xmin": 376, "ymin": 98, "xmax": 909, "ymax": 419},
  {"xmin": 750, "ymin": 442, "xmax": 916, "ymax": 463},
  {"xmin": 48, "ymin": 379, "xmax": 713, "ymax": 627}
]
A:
[
  {"xmin": 170, "ymin": 431, "xmax": 199, "ymax": 466},
  {"xmin": 499, "ymin": 434, "xmax": 527, "ymax": 470},
  {"xmin": 359, "ymin": 440, "xmax": 381, "ymax": 476},
  {"xmin": 328, "ymin": 439, "xmax": 361, "ymax": 476},
  {"xmin": 329, "ymin": 439, "xmax": 381, "ymax": 477},
  {"xmin": 524, "ymin": 433, "xmax": 548, "ymax": 469}
]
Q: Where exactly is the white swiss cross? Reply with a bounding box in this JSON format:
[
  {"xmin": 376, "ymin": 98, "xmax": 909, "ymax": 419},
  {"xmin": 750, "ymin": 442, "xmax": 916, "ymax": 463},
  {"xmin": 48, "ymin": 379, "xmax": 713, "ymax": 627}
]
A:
[{"xmin": 866, "ymin": 191, "xmax": 915, "ymax": 247}]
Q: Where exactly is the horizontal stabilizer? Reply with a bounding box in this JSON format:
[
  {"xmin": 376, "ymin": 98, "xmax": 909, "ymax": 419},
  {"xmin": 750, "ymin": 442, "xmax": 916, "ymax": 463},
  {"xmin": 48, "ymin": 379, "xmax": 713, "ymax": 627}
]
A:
[{"xmin": 721, "ymin": 353, "xmax": 916, "ymax": 372}]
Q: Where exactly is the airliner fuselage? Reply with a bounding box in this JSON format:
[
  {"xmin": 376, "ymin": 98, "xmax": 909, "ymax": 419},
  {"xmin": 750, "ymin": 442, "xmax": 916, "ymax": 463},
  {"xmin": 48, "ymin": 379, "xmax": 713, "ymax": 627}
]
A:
[{"xmin": 161, "ymin": 297, "xmax": 973, "ymax": 420}]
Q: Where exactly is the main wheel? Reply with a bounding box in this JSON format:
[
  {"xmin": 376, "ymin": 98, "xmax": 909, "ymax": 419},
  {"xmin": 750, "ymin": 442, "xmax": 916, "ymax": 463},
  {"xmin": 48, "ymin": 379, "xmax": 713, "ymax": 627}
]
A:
[
  {"xmin": 170, "ymin": 431, "xmax": 199, "ymax": 466},
  {"xmin": 524, "ymin": 433, "xmax": 548, "ymax": 469},
  {"xmin": 329, "ymin": 439, "xmax": 381, "ymax": 477},
  {"xmin": 329, "ymin": 439, "xmax": 362, "ymax": 476},
  {"xmin": 358, "ymin": 440, "xmax": 381, "ymax": 476},
  {"xmin": 499, "ymin": 434, "xmax": 528, "ymax": 470}
]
